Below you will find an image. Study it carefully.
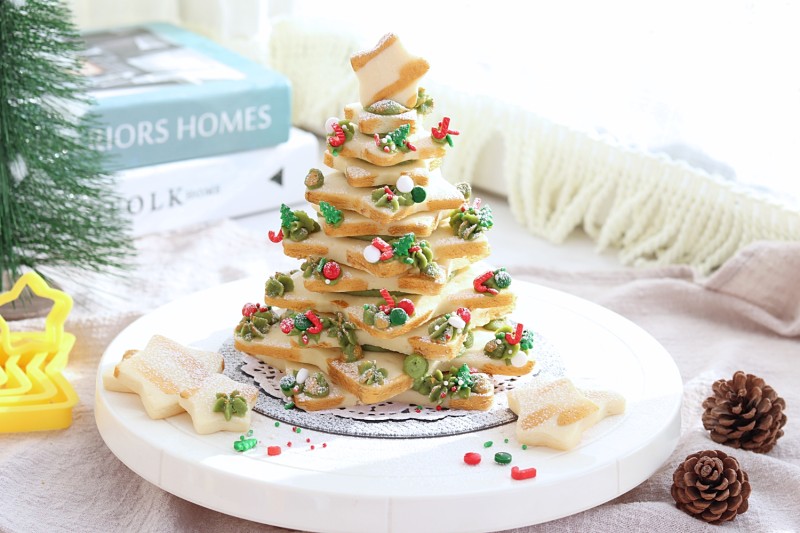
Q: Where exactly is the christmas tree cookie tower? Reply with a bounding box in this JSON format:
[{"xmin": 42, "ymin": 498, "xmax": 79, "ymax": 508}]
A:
[{"xmin": 234, "ymin": 34, "xmax": 536, "ymax": 411}]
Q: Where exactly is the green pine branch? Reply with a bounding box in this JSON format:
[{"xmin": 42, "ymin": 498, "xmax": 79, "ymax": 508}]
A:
[{"xmin": 0, "ymin": 0, "xmax": 133, "ymax": 290}]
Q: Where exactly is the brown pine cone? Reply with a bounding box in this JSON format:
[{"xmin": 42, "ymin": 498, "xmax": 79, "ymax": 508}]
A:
[
  {"xmin": 671, "ymin": 450, "xmax": 751, "ymax": 524},
  {"xmin": 702, "ymin": 371, "xmax": 787, "ymax": 453}
]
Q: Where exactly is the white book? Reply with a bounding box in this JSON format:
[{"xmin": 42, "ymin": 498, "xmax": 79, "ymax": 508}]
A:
[{"xmin": 116, "ymin": 128, "xmax": 318, "ymax": 236}]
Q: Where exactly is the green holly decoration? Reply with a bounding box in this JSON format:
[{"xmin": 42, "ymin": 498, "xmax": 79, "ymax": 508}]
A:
[{"xmin": 213, "ymin": 391, "xmax": 249, "ymax": 421}]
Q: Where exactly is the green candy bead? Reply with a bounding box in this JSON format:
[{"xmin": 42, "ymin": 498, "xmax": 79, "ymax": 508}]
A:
[
  {"xmin": 389, "ymin": 307, "xmax": 409, "ymax": 326},
  {"xmin": 494, "ymin": 451, "xmax": 512, "ymax": 465},
  {"xmin": 293, "ymin": 314, "xmax": 312, "ymax": 331},
  {"xmin": 411, "ymin": 186, "xmax": 427, "ymax": 203},
  {"xmin": 403, "ymin": 354, "xmax": 428, "ymax": 379}
]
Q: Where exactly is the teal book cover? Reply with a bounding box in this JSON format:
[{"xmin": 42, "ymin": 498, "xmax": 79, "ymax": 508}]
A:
[{"xmin": 81, "ymin": 23, "xmax": 291, "ymax": 171}]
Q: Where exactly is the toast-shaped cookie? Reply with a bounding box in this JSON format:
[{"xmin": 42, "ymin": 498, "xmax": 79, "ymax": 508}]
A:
[
  {"xmin": 327, "ymin": 352, "xmax": 413, "ymax": 403},
  {"xmin": 333, "ymin": 131, "xmax": 447, "ymax": 167},
  {"xmin": 283, "ymin": 361, "xmax": 351, "ymax": 411},
  {"xmin": 282, "ymin": 225, "xmax": 490, "ymax": 278},
  {"xmin": 178, "ymin": 374, "xmax": 258, "ymax": 435},
  {"xmin": 393, "ymin": 367, "xmax": 495, "ymax": 411},
  {"xmin": 264, "ymin": 263, "xmax": 516, "ymax": 340},
  {"xmin": 113, "ymin": 335, "xmax": 224, "ymax": 419},
  {"xmin": 300, "ymin": 258, "xmax": 452, "ymax": 296},
  {"xmin": 307, "ymin": 170, "xmax": 462, "ymax": 225},
  {"xmin": 323, "ymin": 150, "xmax": 440, "ymax": 188},
  {"xmin": 453, "ymin": 328, "xmax": 536, "ymax": 377},
  {"xmin": 316, "ymin": 207, "xmax": 445, "ymax": 239},
  {"xmin": 343, "ymin": 102, "xmax": 421, "ymax": 135},
  {"xmin": 507, "ymin": 378, "xmax": 626, "ymax": 451}
]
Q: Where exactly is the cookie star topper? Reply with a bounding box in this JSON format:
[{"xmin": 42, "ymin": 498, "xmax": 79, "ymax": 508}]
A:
[{"xmin": 350, "ymin": 33, "xmax": 429, "ymax": 109}]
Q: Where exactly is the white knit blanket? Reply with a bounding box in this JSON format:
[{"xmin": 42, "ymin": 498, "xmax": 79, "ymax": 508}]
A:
[{"xmin": 267, "ymin": 17, "xmax": 800, "ymax": 275}]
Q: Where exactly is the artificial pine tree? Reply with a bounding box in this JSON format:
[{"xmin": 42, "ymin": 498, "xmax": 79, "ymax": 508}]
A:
[{"xmin": 0, "ymin": 0, "xmax": 132, "ymax": 293}]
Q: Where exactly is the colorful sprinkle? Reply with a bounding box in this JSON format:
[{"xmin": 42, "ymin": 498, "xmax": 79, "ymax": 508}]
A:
[
  {"xmin": 511, "ymin": 466, "xmax": 537, "ymax": 480},
  {"xmin": 494, "ymin": 452, "xmax": 513, "ymax": 465},
  {"xmin": 267, "ymin": 446, "xmax": 282, "ymax": 456},
  {"xmin": 310, "ymin": 445, "xmax": 316, "ymax": 450},
  {"xmin": 483, "ymin": 441, "xmax": 493, "ymax": 448},
  {"xmin": 522, "ymin": 444, "xmax": 528, "ymax": 450},
  {"xmin": 463, "ymin": 452, "xmax": 482, "ymax": 466},
  {"xmin": 233, "ymin": 435, "xmax": 257, "ymax": 452},
  {"xmin": 274, "ymin": 421, "xmax": 280, "ymax": 427},
  {"xmin": 267, "ymin": 228, "xmax": 284, "ymax": 243},
  {"xmin": 504, "ymin": 438, "xmax": 509, "ymax": 443}
]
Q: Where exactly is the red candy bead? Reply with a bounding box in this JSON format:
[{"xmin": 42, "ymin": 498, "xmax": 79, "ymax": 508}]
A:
[
  {"xmin": 242, "ymin": 303, "xmax": 258, "ymax": 317},
  {"xmin": 464, "ymin": 452, "xmax": 481, "ymax": 466},
  {"xmin": 322, "ymin": 260, "xmax": 341, "ymax": 280},
  {"xmin": 280, "ymin": 318, "xmax": 294, "ymax": 334},
  {"xmin": 267, "ymin": 446, "xmax": 281, "ymax": 456},
  {"xmin": 396, "ymin": 299, "xmax": 415, "ymax": 316},
  {"xmin": 456, "ymin": 307, "xmax": 471, "ymax": 324},
  {"xmin": 511, "ymin": 466, "xmax": 537, "ymax": 480}
]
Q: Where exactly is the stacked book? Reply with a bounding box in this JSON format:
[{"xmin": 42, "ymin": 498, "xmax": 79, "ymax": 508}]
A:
[{"xmin": 81, "ymin": 23, "xmax": 317, "ymax": 236}]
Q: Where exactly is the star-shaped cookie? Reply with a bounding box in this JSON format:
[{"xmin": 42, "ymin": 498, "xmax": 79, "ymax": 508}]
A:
[
  {"xmin": 507, "ymin": 378, "xmax": 625, "ymax": 450},
  {"xmin": 350, "ymin": 33, "xmax": 429, "ymax": 108}
]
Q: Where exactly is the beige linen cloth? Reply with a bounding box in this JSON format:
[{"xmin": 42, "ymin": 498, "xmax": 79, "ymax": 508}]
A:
[{"xmin": 1, "ymin": 220, "xmax": 797, "ymax": 533}]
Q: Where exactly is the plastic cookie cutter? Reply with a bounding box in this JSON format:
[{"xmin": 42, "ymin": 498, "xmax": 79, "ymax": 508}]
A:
[{"xmin": 0, "ymin": 272, "xmax": 78, "ymax": 432}]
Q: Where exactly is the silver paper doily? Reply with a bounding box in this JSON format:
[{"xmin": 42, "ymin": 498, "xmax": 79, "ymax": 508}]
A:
[{"xmin": 222, "ymin": 331, "xmax": 564, "ymax": 439}]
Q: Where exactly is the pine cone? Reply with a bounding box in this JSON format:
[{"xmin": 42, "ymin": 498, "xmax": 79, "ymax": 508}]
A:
[
  {"xmin": 702, "ymin": 371, "xmax": 787, "ymax": 453},
  {"xmin": 671, "ymin": 450, "xmax": 751, "ymax": 524}
]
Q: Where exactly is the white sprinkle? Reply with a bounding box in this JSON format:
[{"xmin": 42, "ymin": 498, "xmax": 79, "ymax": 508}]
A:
[
  {"xmin": 448, "ymin": 316, "xmax": 466, "ymax": 329},
  {"xmin": 396, "ymin": 174, "xmax": 414, "ymax": 193},
  {"xmin": 295, "ymin": 368, "xmax": 309, "ymax": 385},
  {"xmin": 325, "ymin": 279, "xmax": 331, "ymax": 285},
  {"xmin": 363, "ymin": 244, "xmax": 381, "ymax": 263}
]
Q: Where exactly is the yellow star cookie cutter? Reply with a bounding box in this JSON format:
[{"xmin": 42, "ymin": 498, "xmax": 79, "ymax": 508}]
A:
[{"xmin": 0, "ymin": 272, "xmax": 78, "ymax": 432}]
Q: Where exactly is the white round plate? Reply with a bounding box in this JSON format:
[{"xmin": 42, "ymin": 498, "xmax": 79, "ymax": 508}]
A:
[{"xmin": 95, "ymin": 277, "xmax": 681, "ymax": 532}]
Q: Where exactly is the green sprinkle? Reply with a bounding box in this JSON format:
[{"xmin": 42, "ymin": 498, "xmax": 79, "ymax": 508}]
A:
[
  {"xmin": 295, "ymin": 427, "xmax": 302, "ymax": 433},
  {"xmin": 494, "ymin": 451, "xmax": 512, "ymax": 465},
  {"xmin": 274, "ymin": 421, "xmax": 280, "ymax": 427},
  {"xmin": 504, "ymin": 438, "xmax": 509, "ymax": 443},
  {"xmin": 483, "ymin": 441, "xmax": 493, "ymax": 448},
  {"xmin": 522, "ymin": 444, "xmax": 528, "ymax": 450}
]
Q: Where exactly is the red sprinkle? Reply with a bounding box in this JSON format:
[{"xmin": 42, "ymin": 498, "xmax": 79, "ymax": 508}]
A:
[
  {"xmin": 505, "ymin": 323, "xmax": 524, "ymax": 345},
  {"xmin": 328, "ymin": 123, "xmax": 346, "ymax": 147},
  {"xmin": 473, "ymin": 271, "xmax": 499, "ymax": 295},
  {"xmin": 304, "ymin": 310, "xmax": 324, "ymax": 334},
  {"xmin": 268, "ymin": 229, "xmax": 284, "ymax": 243},
  {"xmin": 306, "ymin": 438, "xmax": 311, "ymax": 443},
  {"xmin": 463, "ymin": 452, "xmax": 482, "ymax": 466},
  {"xmin": 322, "ymin": 443, "xmax": 327, "ymax": 448},
  {"xmin": 396, "ymin": 298, "xmax": 415, "ymax": 316},
  {"xmin": 511, "ymin": 466, "xmax": 537, "ymax": 480},
  {"xmin": 267, "ymin": 446, "xmax": 282, "ymax": 456},
  {"xmin": 436, "ymin": 405, "xmax": 442, "ymax": 411},
  {"xmin": 287, "ymin": 441, "xmax": 292, "ymax": 447},
  {"xmin": 456, "ymin": 307, "xmax": 471, "ymax": 324},
  {"xmin": 310, "ymin": 445, "xmax": 315, "ymax": 450}
]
